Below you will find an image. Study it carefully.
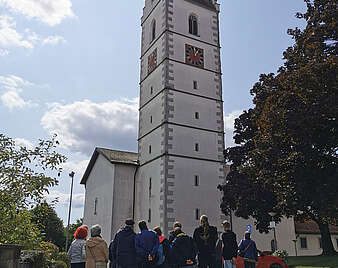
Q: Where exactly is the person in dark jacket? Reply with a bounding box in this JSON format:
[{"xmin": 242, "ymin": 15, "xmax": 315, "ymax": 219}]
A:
[
  {"xmin": 168, "ymin": 222, "xmax": 182, "ymax": 244},
  {"xmin": 135, "ymin": 220, "xmax": 159, "ymax": 268},
  {"xmin": 238, "ymin": 232, "xmax": 258, "ymax": 268},
  {"xmin": 193, "ymin": 215, "xmax": 218, "ymax": 268},
  {"xmin": 169, "ymin": 227, "xmax": 197, "ymax": 268},
  {"xmin": 109, "ymin": 219, "xmax": 136, "ymax": 268},
  {"xmin": 153, "ymin": 226, "xmax": 170, "ymax": 268},
  {"xmin": 221, "ymin": 220, "xmax": 237, "ymax": 268}
]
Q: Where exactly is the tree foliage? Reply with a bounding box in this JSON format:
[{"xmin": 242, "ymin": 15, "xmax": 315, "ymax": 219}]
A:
[
  {"xmin": 0, "ymin": 134, "xmax": 67, "ymax": 247},
  {"xmin": 32, "ymin": 201, "xmax": 66, "ymax": 249},
  {"xmin": 219, "ymin": 0, "xmax": 337, "ymax": 255}
]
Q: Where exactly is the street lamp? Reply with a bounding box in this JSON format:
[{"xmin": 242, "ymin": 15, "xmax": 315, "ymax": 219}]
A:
[
  {"xmin": 292, "ymin": 239, "xmax": 298, "ymax": 256},
  {"xmin": 269, "ymin": 211, "xmax": 278, "ymax": 252},
  {"xmin": 65, "ymin": 171, "xmax": 75, "ymax": 252}
]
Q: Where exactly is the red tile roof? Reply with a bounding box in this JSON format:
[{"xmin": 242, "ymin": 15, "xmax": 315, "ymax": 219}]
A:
[{"xmin": 295, "ymin": 220, "xmax": 338, "ymax": 234}]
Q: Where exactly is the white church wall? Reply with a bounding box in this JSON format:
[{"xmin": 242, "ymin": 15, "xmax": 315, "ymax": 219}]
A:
[
  {"xmin": 169, "ymin": 91, "xmax": 220, "ymax": 131},
  {"xmin": 138, "ymin": 127, "xmax": 164, "ymax": 164},
  {"xmin": 168, "ymin": 156, "xmax": 224, "ymax": 236},
  {"xmin": 141, "ymin": 0, "xmax": 165, "ymax": 56},
  {"xmin": 83, "ymin": 154, "xmax": 115, "ymax": 243},
  {"xmin": 111, "ymin": 164, "xmax": 137, "ymax": 236},
  {"xmin": 140, "ymin": 67, "xmax": 165, "ymax": 108},
  {"xmin": 172, "ymin": 0, "xmax": 219, "ymax": 46},
  {"xmin": 135, "ymin": 158, "xmax": 163, "ymax": 229},
  {"xmin": 169, "ymin": 125, "xmax": 220, "ymax": 161},
  {"xmin": 139, "ymin": 92, "xmax": 165, "ymax": 138},
  {"xmin": 170, "ymin": 62, "xmax": 221, "ymax": 100}
]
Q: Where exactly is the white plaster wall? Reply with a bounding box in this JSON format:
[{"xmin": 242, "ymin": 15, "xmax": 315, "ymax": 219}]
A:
[
  {"xmin": 141, "ymin": 0, "xmax": 165, "ymax": 56},
  {"xmin": 83, "ymin": 154, "xmax": 114, "ymax": 244},
  {"xmin": 297, "ymin": 234, "xmax": 338, "ymax": 256},
  {"xmin": 171, "ymin": 62, "xmax": 221, "ymax": 100},
  {"xmin": 169, "ymin": 156, "xmax": 224, "ymax": 236},
  {"xmin": 138, "ymin": 127, "xmax": 164, "ymax": 164},
  {"xmin": 111, "ymin": 164, "xmax": 137, "ymax": 236},
  {"xmin": 140, "ymin": 35, "xmax": 165, "ymax": 82},
  {"xmin": 232, "ymin": 217, "xmax": 296, "ymax": 256},
  {"xmin": 173, "ymin": 0, "xmax": 218, "ymax": 45},
  {"xmin": 139, "ymin": 92, "xmax": 165, "ymax": 138},
  {"xmin": 170, "ymin": 91, "xmax": 220, "ymax": 131},
  {"xmin": 141, "ymin": 0, "xmax": 163, "ymax": 27},
  {"xmin": 169, "ymin": 124, "xmax": 220, "ymax": 160},
  {"xmin": 135, "ymin": 158, "xmax": 162, "ymax": 229},
  {"xmin": 140, "ymin": 67, "xmax": 165, "ymax": 108}
]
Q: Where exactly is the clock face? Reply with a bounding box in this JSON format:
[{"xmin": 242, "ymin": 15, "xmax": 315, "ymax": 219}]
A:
[
  {"xmin": 185, "ymin": 44, "xmax": 204, "ymax": 68},
  {"xmin": 148, "ymin": 48, "xmax": 157, "ymax": 75}
]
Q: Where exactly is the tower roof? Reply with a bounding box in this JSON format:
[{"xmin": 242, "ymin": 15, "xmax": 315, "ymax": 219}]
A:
[{"xmin": 190, "ymin": 0, "xmax": 217, "ymax": 10}]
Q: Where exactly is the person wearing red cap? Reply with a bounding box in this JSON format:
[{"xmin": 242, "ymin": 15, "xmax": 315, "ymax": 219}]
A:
[{"xmin": 68, "ymin": 226, "xmax": 88, "ymax": 268}]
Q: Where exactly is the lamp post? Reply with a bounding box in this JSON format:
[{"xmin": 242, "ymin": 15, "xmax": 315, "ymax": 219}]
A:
[
  {"xmin": 292, "ymin": 239, "xmax": 298, "ymax": 256},
  {"xmin": 269, "ymin": 211, "xmax": 278, "ymax": 251},
  {"xmin": 65, "ymin": 171, "xmax": 75, "ymax": 252}
]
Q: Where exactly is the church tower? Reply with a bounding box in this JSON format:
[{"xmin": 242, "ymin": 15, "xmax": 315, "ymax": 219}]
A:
[{"xmin": 137, "ymin": 0, "xmax": 225, "ymax": 235}]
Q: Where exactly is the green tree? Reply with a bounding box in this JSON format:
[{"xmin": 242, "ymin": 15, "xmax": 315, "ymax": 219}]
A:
[
  {"xmin": 0, "ymin": 134, "xmax": 67, "ymax": 247},
  {"xmin": 32, "ymin": 201, "xmax": 66, "ymax": 249},
  {"xmin": 219, "ymin": 0, "xmax": 337, "ymax": 255}
]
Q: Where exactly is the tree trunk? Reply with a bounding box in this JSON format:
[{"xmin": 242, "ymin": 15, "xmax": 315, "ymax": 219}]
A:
[{"xmin": 315, "ymin": 219, "xmax": 337, "ymax": 256}]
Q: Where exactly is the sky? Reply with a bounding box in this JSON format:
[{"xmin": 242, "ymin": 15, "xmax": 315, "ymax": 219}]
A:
[{"xmin": 0, "ymin": 0, "xmax": 306, "ymax": 224}]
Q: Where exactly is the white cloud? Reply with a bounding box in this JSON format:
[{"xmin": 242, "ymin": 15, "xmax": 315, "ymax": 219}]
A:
[
  {"xmin": 14, "ymin": 137, "xmax": 34, "ymax": 149},
  {"xmin": 0, "ymin": 0, "xmax": 75, "ymax": 26},
  {"xmin": 41, "ymin": 98, "xmax": 139, "ymax": 156},
  {"xmin": 42, "ymin": 35, "xmax": 66, "ymax": 46},
  {"xmin": 224, "ymin": 110, "xmax": 243, "ymax": 148},
  {"xmin": 0, "ymin": 15, "xmax": 33, "ymax": 49},
  {"xmin": 0, "ymin": 75, "xmax": 38, "ymax": 110},
  {"xmin": 0, "ymin": 48, "xmax": 9, "ymax": 56},
  {"xmin": 45, "ymin": 190, "xmax": 85, "ymax": 209}
]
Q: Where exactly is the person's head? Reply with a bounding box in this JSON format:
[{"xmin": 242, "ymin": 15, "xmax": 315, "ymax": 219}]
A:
[
  {"xmin": 222, "ymin": 220, "xmax": 230, "ymax": 231},
  {"xmin": 138, "ymin": 220, "xmax": 148, "ymax": 231},
  {"xmin": 173, "ymin": 221, "xmax": 182, "ymax": 229},
  {"xmin": 125, "ymin": 219, "xmax": 135, "ymax": 227},
  {"xmin": 200, "ymin": 215, "xmax": 209, "ymax": 227},
  {"xmin": 244, "ymin": 231, "xmax": 251, "ymax": 240},
  {"xmin": 74, "ymin": 226, "xmax": 88, "ymax": 239},
  {"xmin": 90, "ymin": 224, "xmax": 102, "ymax": 237},
  {"xmin": 81, "ymin": 225, "xmax": 89, "ymax": 231},
  {"xmin": 174, "ymin": 226, "xmax": 182, "ymax": 236},
  {"xmin": 153, "ymin": 226, "xmax": 162, "ymax": 236}
]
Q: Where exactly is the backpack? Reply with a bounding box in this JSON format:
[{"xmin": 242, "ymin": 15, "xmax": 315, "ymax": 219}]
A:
[{"xmin": 156, "ymin": 242, "xmax": 165, "ymax": 265}]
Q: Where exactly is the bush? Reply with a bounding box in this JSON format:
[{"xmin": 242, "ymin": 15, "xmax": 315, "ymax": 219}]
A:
[
  {"xmin": 55, "ymin": 252, "xmax": 70, "ymax": 268},
  {"xmin": 20, "ymin": 250, "xmax": 49, "ymax": 268},
  {"xmin": 54, "ymin": 260, "xmax": 68, "ymax": 268},
  {"xmin": 38, "ymin": 241, "xmax": 59, "ymax": 261},
  {"xmin": 272, "ymin": 249, "xmax": 288, "ymax": 262}
]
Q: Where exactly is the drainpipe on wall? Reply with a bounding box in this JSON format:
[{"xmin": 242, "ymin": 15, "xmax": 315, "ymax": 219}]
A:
[{"xmin": 132, "ymin": 162, "xmax": 139, "ymax": 222}]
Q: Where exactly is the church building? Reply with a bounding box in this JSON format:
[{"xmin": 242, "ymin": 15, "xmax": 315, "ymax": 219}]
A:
[{"xmin": 80, "ymin": 0, "xmax": 309, "ymax": 256}]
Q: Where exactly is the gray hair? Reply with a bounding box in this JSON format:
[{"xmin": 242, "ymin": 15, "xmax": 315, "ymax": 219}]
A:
[{"xmin": 90, "ymin": 224, "xmax": 102, "ymax": 237}]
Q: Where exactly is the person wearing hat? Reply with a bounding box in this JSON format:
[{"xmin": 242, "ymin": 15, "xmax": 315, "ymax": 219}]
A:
[
  {"xmin": 238, "ymin": 232, "xmax": 258, "ymax": 268},
  {"xmin": 109, "ymin": 219, "xmax": 137, "ymax": 268},
  {"xmin": 221, "ymin": 221, "xmax": 237, "ymax": 268},
  {"xmin": 86, "ymin": 224, "xmax": 109, "ymax": 268}
]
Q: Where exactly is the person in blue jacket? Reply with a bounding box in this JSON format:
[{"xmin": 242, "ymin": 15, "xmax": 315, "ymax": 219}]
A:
[
  {"xmin": 238, "ymin": 232, "xmax": 258, "ymax": 268},
  {"xmin": 109, "ymin": 219, "xmax": 136, "ymax": 268},
  {"xmin": 135, "ymin": 220, "xmax": 159, "ymax": 268}
]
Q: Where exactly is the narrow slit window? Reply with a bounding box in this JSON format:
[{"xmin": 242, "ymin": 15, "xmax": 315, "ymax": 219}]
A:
[
  {"xmin": 148, "ymin": 208, "xmax": 151, "ymax": 223},
  {"xmin": 195, "ymin": 112, "xmax": 199, "ymax": 119},
  {"xmin": 94, "ymin": 197, "xmax": 98, "ymax": 215},
  {"xmin": 189, "ymin": 14, "xmax": 198, "ymax": 36},
  {"xmin": 149, "ymin": 145, "xmax": 152, "ymax": 154},
  {"xmin": 150, "ymin": 116, "xmax": 153, "ymax": 123},
  {"xmin": 149, "ymin": 178, "xmax": 152, "ymax": 199},
  {"xmin": 195, "ymin": 208, "xmax": 200, "ymax": 220},
  {"xmin": 194, "ymin": 175, "xmax": 199, "ymax": 186},
  {"xmin": 151, "ymin": 19, "xmax": 156, "ymax": 42},
  {"xmin": 193, "ymin": 81, "xmax": 198, "ymax": 89},
  {"xmin": 195, "ymin": 143, "xmax": 199, "ymax": 152},
  {"xmin": 150, "ymin": 86, "xmax": 153, "ymax": 95}
]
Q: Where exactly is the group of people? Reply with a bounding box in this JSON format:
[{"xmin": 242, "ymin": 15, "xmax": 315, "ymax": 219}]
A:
[{"xmin": 67, "ymin": 215, "xmax": 258, "ymax": 268}]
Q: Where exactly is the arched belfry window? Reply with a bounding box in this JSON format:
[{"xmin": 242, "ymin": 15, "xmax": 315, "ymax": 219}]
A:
[
  {"xmin": 151, "ymin": 19, "xmax": 156, "ymax": 42},
  {"xmin": 189, "ymin": 14, "xmax": 198, "ymax": 36}
]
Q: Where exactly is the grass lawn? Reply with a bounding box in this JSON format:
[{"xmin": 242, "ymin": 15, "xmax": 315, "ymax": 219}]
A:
[{"xmin": 287, "ymin": 255, "xmax": 338, "ymax": 268}]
